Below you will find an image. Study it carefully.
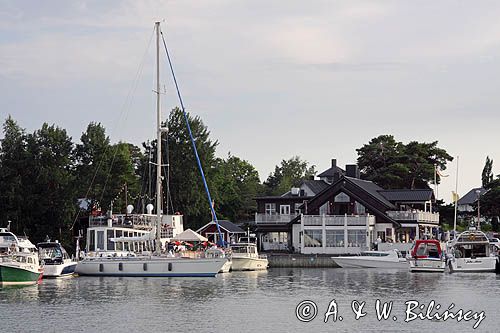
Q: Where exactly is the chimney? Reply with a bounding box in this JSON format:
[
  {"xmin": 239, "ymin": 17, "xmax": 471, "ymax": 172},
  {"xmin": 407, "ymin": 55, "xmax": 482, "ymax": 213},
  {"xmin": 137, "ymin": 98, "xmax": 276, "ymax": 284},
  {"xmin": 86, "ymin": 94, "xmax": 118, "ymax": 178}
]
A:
[
  {"xmin": 331, "ymin": 159, "xmax": 337, "ymax": 169},
  {"xmin": 345, "ymin": 164, "xmax": 360, "ymax": 178}
]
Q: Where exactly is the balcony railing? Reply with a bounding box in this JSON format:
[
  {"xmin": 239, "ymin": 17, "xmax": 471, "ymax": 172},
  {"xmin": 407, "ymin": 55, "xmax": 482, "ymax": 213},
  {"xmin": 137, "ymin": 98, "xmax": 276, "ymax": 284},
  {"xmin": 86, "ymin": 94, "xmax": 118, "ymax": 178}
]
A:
[
  {"xmin": 302, "ymin": 215, "xmax": 375, "ymax": 227},
  {"xmin": 386, "ymin": 211, "xmax": 439, "ymax": 224},
  {"xmin": 255, "ymin": 213, "xmax": 297, "ymax": 224}
]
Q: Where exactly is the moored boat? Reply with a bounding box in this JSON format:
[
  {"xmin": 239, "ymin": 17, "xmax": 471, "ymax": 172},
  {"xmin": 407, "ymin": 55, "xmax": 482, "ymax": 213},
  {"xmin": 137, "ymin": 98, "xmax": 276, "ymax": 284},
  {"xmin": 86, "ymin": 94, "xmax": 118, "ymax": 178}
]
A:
[
  {"xmin": 447, "ymin": 229, "xmax": 498, "ymax": 273},
  {"xmin": 408, "ymin": 239, "xmax": 446, "ymax": 272},
  {"xmin": 230, "ymin": 243, "xmax": 268, "ymax": 271},
  {"xmin": 75, "ymin": 21, "xmax": 227, "ymax": 278},
  {"xmin": 38, "ymin": 241, "xmax": 77, "ymax": 278},
  {"xmin": 0, "ymin": 228, "xmax": 43, "ymax": 286},
  {"xmin": 332, "ymin": 250, "xmax": 407, "ymax": 268}
]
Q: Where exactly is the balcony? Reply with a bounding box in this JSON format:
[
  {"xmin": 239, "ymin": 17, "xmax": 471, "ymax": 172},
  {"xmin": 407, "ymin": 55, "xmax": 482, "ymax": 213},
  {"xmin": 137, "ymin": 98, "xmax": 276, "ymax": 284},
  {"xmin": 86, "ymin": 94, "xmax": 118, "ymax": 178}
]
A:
[
  {"xmin": 255, "ymin": 213, "xmax": 298, "ymax": 224},
  {"xmin": 386, "ymin": 210, "xmax": 439, "ymax": 224},
  {"xmin": 302, "ymin": 215, "xmax": 375, "ymax": 227}
]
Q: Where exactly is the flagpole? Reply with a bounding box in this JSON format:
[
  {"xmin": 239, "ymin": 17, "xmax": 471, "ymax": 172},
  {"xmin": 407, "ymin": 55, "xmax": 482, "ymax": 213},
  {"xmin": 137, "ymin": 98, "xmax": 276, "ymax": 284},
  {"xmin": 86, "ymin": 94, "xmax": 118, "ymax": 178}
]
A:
[{"xmin": 453, "ymin": 156, "xmax": 459, "ymax": 238}]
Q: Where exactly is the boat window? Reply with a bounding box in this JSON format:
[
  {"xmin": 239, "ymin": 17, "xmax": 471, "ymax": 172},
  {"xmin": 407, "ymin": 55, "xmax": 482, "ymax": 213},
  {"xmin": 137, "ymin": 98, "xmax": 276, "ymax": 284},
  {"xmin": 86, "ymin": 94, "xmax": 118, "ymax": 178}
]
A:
[
  {"xmin": 97, "ymin": 231, "xmax": 104, "ymax": 251},
  {"xmin": 231, "ymin": 246, "xmax": 249, "ymax": 254},
  {"xmin": 107, "ymin": 230, "xmax": 115, "ymax": 251},
  {"xmin": 416, "ymin": 244, "xmax": 427, "ymax": 256},
  {"xmin": 360, "ymin": 252, "xmax": 389, "ymax": 257},
  {"xmin": 89, "ymin": 230, "xmax": 96, "ymax": 251},
  {"xmin": 27, "ymin": 257, "xmax": 33, "ymax": 264}
]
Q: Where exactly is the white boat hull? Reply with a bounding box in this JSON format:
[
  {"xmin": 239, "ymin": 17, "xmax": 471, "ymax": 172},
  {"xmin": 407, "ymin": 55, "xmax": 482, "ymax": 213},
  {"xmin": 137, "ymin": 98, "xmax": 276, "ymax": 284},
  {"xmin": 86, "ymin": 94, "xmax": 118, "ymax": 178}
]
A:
[
  {"xmin": 75, "ymin": 257, "xmax": 226, "ymax": 277},
  {"xmin": 231, "ymin": 257, "xmax": 268, "ymax": 271},
  {"xmin": 219, "ymin": 260, "xmax": 232, "ymax": 273},
  {"xmin": 333, "ymin": 257, "xmax": 407, "ymax": 269},
  {"xmin": 43, "ymin": 260, "xmax": 77, "ymax": 278},
  {"xmin": 448, "ymin": 257, "xmax": 497, "ymax": 273},
  {"xmin": 408, "ymin": 258, "xmax": 446, "ymax": 272}
]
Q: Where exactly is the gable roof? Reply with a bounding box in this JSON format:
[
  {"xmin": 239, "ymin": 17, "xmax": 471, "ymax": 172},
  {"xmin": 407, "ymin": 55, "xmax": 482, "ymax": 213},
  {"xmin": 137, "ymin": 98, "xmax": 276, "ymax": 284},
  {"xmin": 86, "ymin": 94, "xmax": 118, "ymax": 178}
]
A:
[
  {"xmin": 457, "ymin": 187, "xmax": 487, "ymax": 205},
  {"xmin": 297, "ymin": 176, "xmax": 399, "ymax": 226},
  {"xmin": 301, "ymin": 179, "xmax": 330, "ymax": 195},
  {"xmin": 197, "ymin": 220, "xmax": 246, "ymax": 234},
  {"xmin": 318, "ymin": 165, "xmax": 345, "ymax": 177},
  {"xmin": 346, "ymin": 177, "xmax": 395, "ymax": 209},
  {"xmin": 379, "ymin": 189, "xmax": 434, "ymax": 202}
]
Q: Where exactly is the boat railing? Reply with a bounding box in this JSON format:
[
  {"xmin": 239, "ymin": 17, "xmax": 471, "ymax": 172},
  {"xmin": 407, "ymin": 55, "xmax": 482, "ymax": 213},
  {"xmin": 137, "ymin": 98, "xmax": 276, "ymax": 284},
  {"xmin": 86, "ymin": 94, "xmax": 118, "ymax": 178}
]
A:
[{"xmin": 89, "ymin": 214, "xmax": 158, "ymax": 229}]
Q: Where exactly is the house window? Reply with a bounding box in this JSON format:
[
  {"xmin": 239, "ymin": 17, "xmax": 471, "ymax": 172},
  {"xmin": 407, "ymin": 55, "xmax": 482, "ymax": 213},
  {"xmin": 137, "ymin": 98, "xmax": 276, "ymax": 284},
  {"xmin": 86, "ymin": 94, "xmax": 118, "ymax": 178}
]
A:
[
  {"xmin": 348, "ymin": 230, "xmax": 366, "ymax": 247},
  {"xmin": 326, "ymin": 230, "xmax": 344, "ymax": 247},
  {"xmin": 319, "ymin": 201, "xmax": 330, "ymax": 215},
  {"xmin": 280, "ymin": 205, "xmax": 290, "ymax": 215},
  {"xmin": 304, "ymin": 229, "xmax": 323, "ymax": 247},
  {"xmin": 294, "ymin": 203, "xmax": 302, "ymax": 214},
  {"xmin": 265, "ymin": 203, "xmax": 276, "ymax": 215},
  {"xmin": 335, "ymin": 192, "xmax": 350, "ymax": 203}
]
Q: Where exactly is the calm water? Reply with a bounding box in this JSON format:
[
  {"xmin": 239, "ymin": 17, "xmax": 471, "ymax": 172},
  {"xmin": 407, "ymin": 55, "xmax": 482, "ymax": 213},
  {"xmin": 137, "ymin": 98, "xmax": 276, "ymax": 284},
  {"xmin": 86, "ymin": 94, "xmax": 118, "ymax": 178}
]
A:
[{"xmin": 1, "ymin": 268, "xmax": 499, "ymax": 333}]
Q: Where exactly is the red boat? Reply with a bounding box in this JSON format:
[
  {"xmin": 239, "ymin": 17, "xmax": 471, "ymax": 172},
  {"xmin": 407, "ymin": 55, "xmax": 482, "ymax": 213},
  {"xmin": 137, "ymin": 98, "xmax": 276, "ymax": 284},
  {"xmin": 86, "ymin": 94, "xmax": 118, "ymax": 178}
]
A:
[{"xmin": 408, "ymin": 239, "xmax": 446, "ymax": 272}]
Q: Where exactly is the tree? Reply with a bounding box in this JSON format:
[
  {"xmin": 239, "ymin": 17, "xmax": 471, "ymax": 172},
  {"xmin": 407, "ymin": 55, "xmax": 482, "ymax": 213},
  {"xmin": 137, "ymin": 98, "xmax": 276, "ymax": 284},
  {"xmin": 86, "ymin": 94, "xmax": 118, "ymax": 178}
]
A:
[
  {"xmin": 156, "ymin": 107, "xmax": 219, "ymax": 229},
  {"xmin": 264, "ymin": 156, "xmax": 316, "ymax": 195},
  {"xmin": 22, "ymin": 123, "xmax": 76, "ymax": 245},
  {"xmin": 0, "ymin": 116, "xmax": 28, "ymax": 232},
  {"xmin": 211, "ymin": 154, "xmax": 262, "ymax": 222},
  {"xmin": 481, "ymin": 156, "xmax": 494, "ymax": 188},
  {"xmin": 356, "ymin": 135, "xmax": 453, "ymax": 189},
  {"xmin": 481, "ymin": 177, "xmax": 500, "ymax": 227}
]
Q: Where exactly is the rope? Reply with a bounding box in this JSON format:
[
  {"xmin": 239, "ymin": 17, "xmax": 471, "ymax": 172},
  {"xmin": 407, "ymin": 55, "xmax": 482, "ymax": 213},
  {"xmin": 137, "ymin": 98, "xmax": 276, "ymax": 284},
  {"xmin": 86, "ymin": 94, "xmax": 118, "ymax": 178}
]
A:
[{"xmin": 160, "ymin": 28, "xmax": 225, "ymax": 247}]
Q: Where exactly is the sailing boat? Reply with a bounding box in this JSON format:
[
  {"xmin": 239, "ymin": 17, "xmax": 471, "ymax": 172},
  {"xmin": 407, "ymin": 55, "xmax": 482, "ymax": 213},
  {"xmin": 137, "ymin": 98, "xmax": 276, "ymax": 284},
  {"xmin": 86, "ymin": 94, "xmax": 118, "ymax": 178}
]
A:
[{"xmin": 74, "ymin": 22, "xmax": 227, "ymax": 277}]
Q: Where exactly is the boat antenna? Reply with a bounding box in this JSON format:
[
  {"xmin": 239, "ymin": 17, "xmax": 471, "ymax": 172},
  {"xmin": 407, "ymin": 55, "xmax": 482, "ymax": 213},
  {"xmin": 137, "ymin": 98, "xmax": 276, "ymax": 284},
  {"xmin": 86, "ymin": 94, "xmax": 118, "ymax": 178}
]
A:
[{"xmin": 160, "ymin": 26, "xmax": 225, "ymax": 247}]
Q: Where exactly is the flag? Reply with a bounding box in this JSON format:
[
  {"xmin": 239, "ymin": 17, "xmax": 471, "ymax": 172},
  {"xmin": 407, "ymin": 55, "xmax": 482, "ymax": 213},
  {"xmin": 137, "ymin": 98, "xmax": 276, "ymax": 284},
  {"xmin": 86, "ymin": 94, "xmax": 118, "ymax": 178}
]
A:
[{"xmin": 452, "ymin": 191, "xmax": 460, "ymax": 202}]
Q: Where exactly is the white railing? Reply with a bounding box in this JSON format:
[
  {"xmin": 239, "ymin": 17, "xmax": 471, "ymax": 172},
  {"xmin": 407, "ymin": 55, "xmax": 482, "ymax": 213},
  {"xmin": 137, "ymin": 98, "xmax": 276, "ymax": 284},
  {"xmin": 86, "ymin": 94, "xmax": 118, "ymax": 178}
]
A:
[
  {"xmin": 255, "ymin": 213, "xmax": 297, "ymax": 224},
  {"xmin": 386, "ymin": 211, "xmax": 440, "ymax": 224},
  {"xmin": 302, "ymin": 215, "xmax": 375, "ymax": 226}
]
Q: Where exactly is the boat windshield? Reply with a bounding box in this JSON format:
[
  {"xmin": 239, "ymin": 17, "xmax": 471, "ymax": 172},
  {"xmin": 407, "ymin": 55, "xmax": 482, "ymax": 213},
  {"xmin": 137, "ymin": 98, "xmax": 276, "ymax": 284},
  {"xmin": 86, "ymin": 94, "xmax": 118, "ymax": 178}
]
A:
[
  {"xmin": 39, "ymin": 246, "xmax": 63, "ymax": 259},
  {"xmin": 0, "ymin": 233, "xmax": 16, "ymax": 243},
  {"xmin": 360, "ymin": 252, "xmax": 389, "ymax": 257},
  {"xmin": 231, "ymin": 246, "xmax": 250, "ymax": 254}
]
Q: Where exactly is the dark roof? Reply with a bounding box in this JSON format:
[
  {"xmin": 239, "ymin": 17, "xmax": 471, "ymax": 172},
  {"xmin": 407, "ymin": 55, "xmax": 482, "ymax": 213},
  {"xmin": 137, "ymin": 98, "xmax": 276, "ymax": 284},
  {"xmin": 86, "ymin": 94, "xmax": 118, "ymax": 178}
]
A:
[
  {"xmin": 213, "ymin": 220, "xmax": 246, "ymax": 233},
  {"xmin": 318, "ymin": 166, "xmax": 345, "ymax": 177},
  {"xmin": 379, "ymin": 189, "xmax": 434, "ymax": 202},
  {"xmin": 346, "ymin": 177, "xmax": 396, "ymax": 209},
  {"xmin": 301, "ymin": 179, "xmax": 330, "ymax": 195},
  {"xmin": 457, "ymin": 187, "xmax": 487, "ymax": 205}
]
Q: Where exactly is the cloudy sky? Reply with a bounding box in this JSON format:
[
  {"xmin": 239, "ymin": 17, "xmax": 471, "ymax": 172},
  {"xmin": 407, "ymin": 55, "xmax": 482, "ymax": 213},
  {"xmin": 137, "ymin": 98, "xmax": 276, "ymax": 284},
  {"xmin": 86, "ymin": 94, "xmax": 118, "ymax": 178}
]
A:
[{"xmin": 1, "ymin": 0, "xmax": 499, "ymax": 202}]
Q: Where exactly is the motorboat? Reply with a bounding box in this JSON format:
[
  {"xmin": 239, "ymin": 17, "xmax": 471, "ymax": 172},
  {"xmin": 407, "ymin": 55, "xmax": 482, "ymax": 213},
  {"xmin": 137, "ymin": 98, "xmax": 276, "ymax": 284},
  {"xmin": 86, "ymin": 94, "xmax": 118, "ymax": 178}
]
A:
[
  {"xmin": 408, "ymin": 239, "xmax": 446, "ymax": 272},
  {"xmin": 0, "ymin": 228, "xmax": 43, "ymax": 285},
  {"xmin": 38, "ymin": 241, "xmax": 77, "ymax": 278},
  {"xmin": 447, "ymin": 229, "xmax": 498, "ymax": 273},
  {"xmin": 230, "ymin": 243, "xmax": 268, "ymax": 271},
  {"xmin": 205, "ymin": 248, "xmax": 232, "ymax": 273},
  {"xmin": 332, "ymin": 250, "xmax": 407, "ymax": 268}
]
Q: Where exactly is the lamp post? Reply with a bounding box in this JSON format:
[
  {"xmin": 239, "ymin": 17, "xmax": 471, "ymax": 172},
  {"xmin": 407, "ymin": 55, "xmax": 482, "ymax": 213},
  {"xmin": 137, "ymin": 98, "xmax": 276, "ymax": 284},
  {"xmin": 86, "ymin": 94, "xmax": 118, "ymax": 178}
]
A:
[{"xmin": 475, "ymin": 189, "xmax": 481, "ymax": 230}]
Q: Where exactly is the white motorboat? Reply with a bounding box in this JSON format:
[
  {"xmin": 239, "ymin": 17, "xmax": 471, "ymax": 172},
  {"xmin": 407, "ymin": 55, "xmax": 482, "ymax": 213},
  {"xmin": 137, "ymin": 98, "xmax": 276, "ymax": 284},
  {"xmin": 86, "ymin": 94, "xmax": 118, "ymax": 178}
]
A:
[
  {"xmin": 230, "ymin": 243, "xmax": 268, "ymax": 271},
  {"xmin": 447, "ymin": 229, "xmax": 498, "ymax": 273},
  {"xmin": 332, "ymin": 250, "xmax": 407, "ymax": 268},
  {"xmin": 75, "ymin": 22, "xmax": 227, "ymax": 278},
  {"xmin": 407, "ymin": 239, "xmax": 446, "ymax": 272},
  {"xmin": 0, "ymin": 228, "xmax": 43, "ymax": 285},
  {"xmin": 38, "ymin": 241, "xmax": 77, "ymax": 278}
]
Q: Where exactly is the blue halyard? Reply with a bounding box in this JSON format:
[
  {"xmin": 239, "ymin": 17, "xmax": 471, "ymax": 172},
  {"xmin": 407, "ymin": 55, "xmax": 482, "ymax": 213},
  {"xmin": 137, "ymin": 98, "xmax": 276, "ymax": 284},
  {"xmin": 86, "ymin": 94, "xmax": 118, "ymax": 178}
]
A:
[{"xmin": 160, "ymin": 29, "xmax": 225, "ymax": 247}]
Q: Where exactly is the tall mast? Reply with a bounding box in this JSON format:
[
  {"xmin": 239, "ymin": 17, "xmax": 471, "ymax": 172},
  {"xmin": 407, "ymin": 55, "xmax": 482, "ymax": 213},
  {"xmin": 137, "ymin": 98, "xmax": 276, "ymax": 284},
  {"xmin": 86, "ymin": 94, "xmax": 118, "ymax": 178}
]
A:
[{"xmin": 155, "ymin": 22, "xmax": 162, "ymax": 254}]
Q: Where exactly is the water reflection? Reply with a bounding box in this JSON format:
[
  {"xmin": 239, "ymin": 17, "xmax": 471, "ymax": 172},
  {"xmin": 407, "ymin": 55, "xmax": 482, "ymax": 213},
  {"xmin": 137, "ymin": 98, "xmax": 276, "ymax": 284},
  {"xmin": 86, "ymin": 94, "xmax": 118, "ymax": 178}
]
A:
[{"xmin": 0, "ymin": 269, "xmax": 499, "ymax": 332}]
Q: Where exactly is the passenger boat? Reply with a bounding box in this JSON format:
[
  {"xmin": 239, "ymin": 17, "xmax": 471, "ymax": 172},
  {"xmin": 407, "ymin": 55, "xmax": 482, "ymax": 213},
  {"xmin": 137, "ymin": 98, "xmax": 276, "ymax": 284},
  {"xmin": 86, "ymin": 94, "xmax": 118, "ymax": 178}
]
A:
[
  {"xmin": 230, "ymin": 243, "xmax": 268, "ymax": 271},
  {"xmin": 447, "ymin": 229, "xmax": 498, "ymax": 273},
  {"xmin": 75, "ymin": 22, "xmax": 227, "ymax": 277},
  {"xmin": 38, "ymin": 240, "xmax": 77, "ymax": 278},
  {"xmin": 407, "ymin": 239, "xmax": 446, "ymax": 272},
  {"xmin": 332, "ymin": 250, "xmax": 407, "ymax": 268},
  {"xmin": 0, "ymin": 228, "xmax": 43, "ymax": 285}
]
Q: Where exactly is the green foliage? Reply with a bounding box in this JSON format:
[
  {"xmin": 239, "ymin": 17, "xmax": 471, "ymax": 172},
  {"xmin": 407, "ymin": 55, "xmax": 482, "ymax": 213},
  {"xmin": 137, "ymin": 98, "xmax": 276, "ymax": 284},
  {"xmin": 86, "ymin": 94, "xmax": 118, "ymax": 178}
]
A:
[
  {"xmin": 481, "ymin": 156, "xmax": 494, "ymax": 188},
  {"xmin": 263, "ymin": 156, "xmax": 316, "ymax": 195},
  {"xmin": 356, "ymin": 135, "xmax": 453, "ymax": 189},
  {"xmin": 211, "ymin": 154, "xmax": 262, "ymax": 222}
]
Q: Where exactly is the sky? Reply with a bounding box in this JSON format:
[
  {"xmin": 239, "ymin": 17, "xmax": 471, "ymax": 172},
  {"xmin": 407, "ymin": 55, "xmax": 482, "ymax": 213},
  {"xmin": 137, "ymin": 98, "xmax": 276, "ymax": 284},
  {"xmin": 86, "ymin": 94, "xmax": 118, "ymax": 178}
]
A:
[{"xmin": 1, "ymin": 0, "xmax": 499, "ymax": 203}]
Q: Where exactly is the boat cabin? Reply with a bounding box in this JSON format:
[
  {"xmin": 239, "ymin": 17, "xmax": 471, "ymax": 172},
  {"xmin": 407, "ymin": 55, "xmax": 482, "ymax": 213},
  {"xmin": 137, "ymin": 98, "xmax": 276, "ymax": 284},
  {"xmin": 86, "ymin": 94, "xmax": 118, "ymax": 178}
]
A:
[
  {"xmin": 38, "ymin": 242, "xmax": 71, "ymax": 265},
  {"xmin": 452, "ymin": 230, "xmax": 492, "ymax": 259},
  {"xmin": 230, "ymin": 243, "xmax": 261, "ymax": 259},
  {"xmin": 410, "ymin": 239, "xmax": 442, "ymax": 259}
]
